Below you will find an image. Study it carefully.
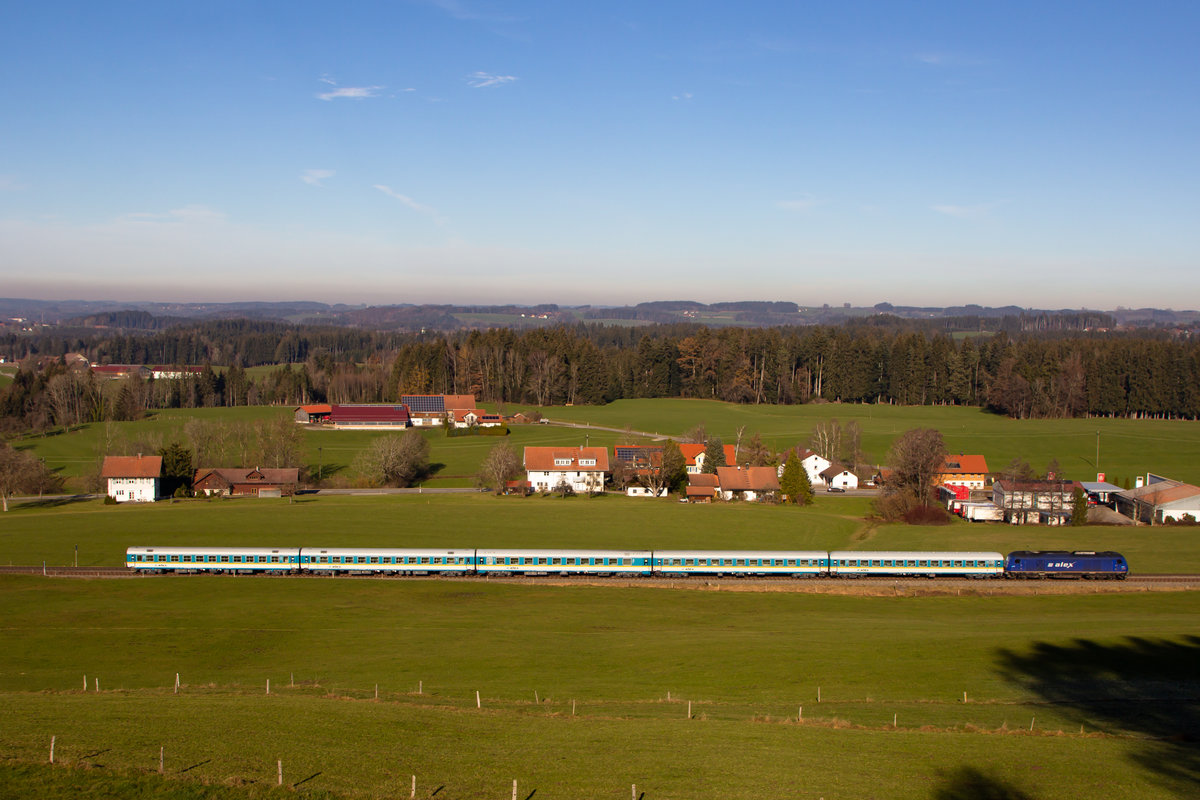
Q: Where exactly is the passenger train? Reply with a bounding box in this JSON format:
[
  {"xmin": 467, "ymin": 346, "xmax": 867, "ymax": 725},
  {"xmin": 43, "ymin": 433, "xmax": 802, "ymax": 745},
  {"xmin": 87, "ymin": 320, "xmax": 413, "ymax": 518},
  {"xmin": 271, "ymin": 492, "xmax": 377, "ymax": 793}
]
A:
[{"xmin": 125, "ymin": 546, "xmax": 1129, "ymax": 579}]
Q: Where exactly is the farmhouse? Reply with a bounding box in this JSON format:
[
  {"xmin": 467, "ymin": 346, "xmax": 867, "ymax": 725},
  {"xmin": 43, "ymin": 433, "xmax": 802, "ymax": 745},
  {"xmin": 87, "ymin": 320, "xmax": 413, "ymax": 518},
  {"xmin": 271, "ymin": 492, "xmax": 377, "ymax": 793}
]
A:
[
  {"xmin": 678, "ymin": 443, "xmax": 738, "ymax": 474},
  {"xmin": 685, "ymin": 473, "xmax": 720, "ymax": 503},
  {"xmin": 992, "ymin": 479, "xmax": 1083, "ymax": 524},
  {"xmin": 193, "ymin": 467, "xmax": 300, "ymax": 497},
  {"xmin": 1115, "ymin": 477, "xmax": 1200, "ymax": 524},
  {"xmin": 935, "ymin": 454, "xmax": 990, "ymax": 491},
  {"xmin": 779, "ymin": 448, "xmax": 833, "ymax": 488},
  {"xmin": 295, "ymin": 404, "xmax": 411, "ymax": 429},
  {"xmin": 821, "ymin": 463, "xmax": 859, "ymax": 491},
  {"xmin": 449, "ymin": 408, "xmax": 503, "ymax": 428},
  {"xmin": 402, "ymin": 395, "xmax": 476, "ymax": 427},
  {"xmin": 101, "ymin": 454, "xmax": 162, "ymax": 503},
  {"xmin": 716, "ymin": 466, "xmax": 780, "ymax": 502},
  {"xmin": 523, "ymin": 446, "xmax": 609, "ymax": 494},
  {"xmin": 91, "ymin": 364, "xmax": 151, "ymax": 380}
]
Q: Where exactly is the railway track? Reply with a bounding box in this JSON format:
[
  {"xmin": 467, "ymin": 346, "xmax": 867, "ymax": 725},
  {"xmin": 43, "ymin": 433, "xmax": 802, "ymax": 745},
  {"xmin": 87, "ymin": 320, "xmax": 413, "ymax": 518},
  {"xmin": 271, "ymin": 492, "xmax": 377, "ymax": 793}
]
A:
[{"xmin": 1, "ymin": 565, "xmax": 1197, "ymax": 588}]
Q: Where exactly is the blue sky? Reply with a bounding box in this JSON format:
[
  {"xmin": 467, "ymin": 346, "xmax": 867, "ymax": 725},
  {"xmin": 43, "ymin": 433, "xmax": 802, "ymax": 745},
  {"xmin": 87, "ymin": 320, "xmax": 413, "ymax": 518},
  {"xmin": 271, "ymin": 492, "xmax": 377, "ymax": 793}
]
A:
[{"xmin": 2, "ymin": 0, "xmax": 1198, "ymax": 308}]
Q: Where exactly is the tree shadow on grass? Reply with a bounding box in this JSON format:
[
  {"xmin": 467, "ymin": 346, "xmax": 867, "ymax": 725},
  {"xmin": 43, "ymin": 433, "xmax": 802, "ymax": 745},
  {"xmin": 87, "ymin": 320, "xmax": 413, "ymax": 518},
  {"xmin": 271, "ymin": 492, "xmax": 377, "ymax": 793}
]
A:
[
  {"xmin": 996, "ymin": 636, "xmax": 1200, "ymax": 796},
  {"xmin": 931, "ymin": 766, "xmax": 1035, "ymax": 800},
  {"xmin": 14, "ymin": 494, "xmax": 95, "ymax": 509}
]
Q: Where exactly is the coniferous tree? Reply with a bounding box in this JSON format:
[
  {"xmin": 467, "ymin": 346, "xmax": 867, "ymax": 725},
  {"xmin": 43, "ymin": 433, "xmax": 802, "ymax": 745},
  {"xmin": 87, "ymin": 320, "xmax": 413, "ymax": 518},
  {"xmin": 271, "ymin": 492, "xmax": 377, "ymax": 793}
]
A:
[
  {"xmin": 701, "ymin": 437, "xmax": 726, "ymax": 474},
  {"xmin": 1071, "ymin": 486, "xmax": 1089, "ymax": 526}
]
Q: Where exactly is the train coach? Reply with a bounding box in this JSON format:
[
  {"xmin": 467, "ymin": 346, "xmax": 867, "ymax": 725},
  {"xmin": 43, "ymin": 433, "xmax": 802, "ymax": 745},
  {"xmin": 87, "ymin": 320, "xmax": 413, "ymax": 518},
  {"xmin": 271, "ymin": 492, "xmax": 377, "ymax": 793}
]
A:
[
  {"xmin": 652, "ymin": 550, "xmax": 829, "ymax": 577},
  {"xmin": 126, "ymin": 546, "xmax": 301, "ymax": 572},
  {"xmin": 475, "ymin": 549, "xmax": 653, "ymax": 576},
  {"xmin": 300, "ymin": 548, "xmax": 476, "ymax": 575},
  {"xmin": 828, "ymin": 550, "xmax": 1006, "ymax": 579},
  {"xmin": 1004, "ymin": 550, "xmax": 1128, "ymax": 579}
]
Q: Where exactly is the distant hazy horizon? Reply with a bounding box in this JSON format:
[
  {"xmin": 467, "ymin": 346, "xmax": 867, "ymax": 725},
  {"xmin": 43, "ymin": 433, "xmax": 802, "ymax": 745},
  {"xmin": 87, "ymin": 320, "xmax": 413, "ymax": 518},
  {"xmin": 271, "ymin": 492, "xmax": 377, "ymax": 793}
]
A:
[{"xmin": 3, "ymin": 2, "xmax": 1198, "ymax": 309}]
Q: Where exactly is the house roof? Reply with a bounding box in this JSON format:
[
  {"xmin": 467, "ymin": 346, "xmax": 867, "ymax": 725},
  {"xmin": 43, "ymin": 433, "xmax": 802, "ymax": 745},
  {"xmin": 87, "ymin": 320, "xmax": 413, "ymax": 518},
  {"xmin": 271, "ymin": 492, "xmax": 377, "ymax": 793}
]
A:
[
  {"xmin": 297, "ymin": 404, "xmax": 333, "ymax": 415},
  {"xmin": 523, "ymin": 446, "xmax": 610, "ymax": 472},
  {"xmin": 101, "ymin": 455, "xmax": 162, "ymax": 479},
  {"xmin": 1119, "ymin": 482, "xmax": 1200, "ymax": 505},
  {"xmin": 716, "ymin": 466, "xmax": 780, "ymax": 492},
  {"xmin": 194, "ymin": 468, "xmax": 299, "ymax": 486},
  {"xmin": 688, "ymin": 473, "xmax": 720, "ymax": 488},
  {"xmin": 821, "ymin": 462, "xmax": 852, "ymax": 478},
  {"xmin": 401, "ymin": 394, "xmax": 476, "ymax": 414},
  {"xmin": 993, "ymin": 479, "xmax": 1083, "ymax": 493},
  {"xmin": 938, "ymin": 454, "xmax": 990, "ymax": 475},
  {"xmin": 328, "ymin": 404, "xmax": 410, "ymax": 424},
  {"xmin": 678, "ymin": 443, "xmax": 738, "ymax": 467}
]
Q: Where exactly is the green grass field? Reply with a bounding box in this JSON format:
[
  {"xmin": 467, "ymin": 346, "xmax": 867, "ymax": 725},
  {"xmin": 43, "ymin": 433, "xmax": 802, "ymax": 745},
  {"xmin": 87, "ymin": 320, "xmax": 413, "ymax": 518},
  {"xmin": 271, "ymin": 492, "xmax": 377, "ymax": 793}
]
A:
[
  {"xmin": 12, "ymin": 398, "xmax": 1200, "ymax": 491},
  {"xmin": 1, "ymin": 492, "xmax": 1196, "ymax": 573},
  {"xmin": 0, "ymin": 573, "xmax": 1196, "ymax": 799},
  {"xmin": 538, "ymin": 399, "xmax": 1200, "ymax": 486}
]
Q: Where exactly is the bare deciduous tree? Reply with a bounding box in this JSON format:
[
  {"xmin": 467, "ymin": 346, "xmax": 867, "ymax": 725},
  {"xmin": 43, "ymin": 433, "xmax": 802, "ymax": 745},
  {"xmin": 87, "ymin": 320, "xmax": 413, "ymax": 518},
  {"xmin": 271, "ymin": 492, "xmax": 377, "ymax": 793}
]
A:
[
  {"xmin": 354, "ymin": 430, "xmax": 431, "ymax": 487},
  {"xmin": 477, "ymin": 441, "xmax": 521, "ymax": 494},
  {"xmin": 877, "ymin": 428, "xmax": 947, "ymax": 519},
  {"xmin": 0, "ymin": 443, "xmax": 61, "ymax": 511}
]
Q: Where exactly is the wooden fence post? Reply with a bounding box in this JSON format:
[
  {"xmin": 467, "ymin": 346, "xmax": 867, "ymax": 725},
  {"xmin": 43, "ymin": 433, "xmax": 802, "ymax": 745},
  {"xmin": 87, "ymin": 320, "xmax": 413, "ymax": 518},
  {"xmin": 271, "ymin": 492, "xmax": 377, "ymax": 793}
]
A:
[
  {"xmin": 159, "ymin": 746, "xmax": 164, "ymax": 774},
  {"xmin": 476, "ymin": 690, "xmax": 481, "ymax": 708},
  {"xmin": 277, "ymin": 760, "xmax": 283, "ymax": 786},
  {"xmin": 49, "ymin": 736, "xmax": 55, "ymax": 764}
]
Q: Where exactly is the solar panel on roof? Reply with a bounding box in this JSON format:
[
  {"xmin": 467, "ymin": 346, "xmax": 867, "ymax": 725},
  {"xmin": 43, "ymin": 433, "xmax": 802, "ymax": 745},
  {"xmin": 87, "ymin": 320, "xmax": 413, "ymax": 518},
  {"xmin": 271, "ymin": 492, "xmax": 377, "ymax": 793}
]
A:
[{"xmin": 402, "ymin": 396, "xmax": 446, "ymax": 413}]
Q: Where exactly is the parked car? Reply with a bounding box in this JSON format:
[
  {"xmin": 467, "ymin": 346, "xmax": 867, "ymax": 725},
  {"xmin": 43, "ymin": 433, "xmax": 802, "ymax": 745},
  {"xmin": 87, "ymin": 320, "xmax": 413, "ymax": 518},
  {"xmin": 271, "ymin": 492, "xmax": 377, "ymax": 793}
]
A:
[{"xmin": 826, "ymin": 486, "xmax": 846, "ymax": 493}]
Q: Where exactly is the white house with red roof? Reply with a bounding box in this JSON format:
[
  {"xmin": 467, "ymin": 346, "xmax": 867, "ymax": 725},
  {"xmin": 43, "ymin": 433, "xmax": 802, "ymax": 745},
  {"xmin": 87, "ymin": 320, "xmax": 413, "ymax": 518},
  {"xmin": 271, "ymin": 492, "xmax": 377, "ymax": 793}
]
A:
[
  {"xmin": 820, "ymin": 462, "xmax": 859, "ymax": 491},
  {"xmin": 678, "ymin": 443, "xmax": 738, "ymax": 475},
  {"xmin": 101, "ymin": 454, "xmax": 162, "ymax": 503},
  {"xmin": 715, "ymin": 466, "xmax": 780, "ymax": 502},
  {"xmin": 778, "ymin": 448, "xmax": 833, "ymax": 487},
  {"xmin": 523, "ymin": 446, "xmax": 610, "ymax": 494}
]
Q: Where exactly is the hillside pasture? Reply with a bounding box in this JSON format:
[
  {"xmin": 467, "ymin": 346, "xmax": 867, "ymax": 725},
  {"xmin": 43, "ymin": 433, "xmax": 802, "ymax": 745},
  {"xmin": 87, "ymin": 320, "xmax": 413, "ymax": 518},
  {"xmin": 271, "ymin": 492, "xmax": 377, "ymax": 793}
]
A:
[{"xmin": 10, "ymin": 399, "xmax": 1200, "ymax": 492}]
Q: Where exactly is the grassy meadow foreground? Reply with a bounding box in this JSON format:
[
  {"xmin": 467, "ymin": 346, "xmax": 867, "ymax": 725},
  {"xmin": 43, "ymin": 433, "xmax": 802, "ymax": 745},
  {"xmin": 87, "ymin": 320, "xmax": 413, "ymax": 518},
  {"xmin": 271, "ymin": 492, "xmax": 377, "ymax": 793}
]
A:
[
  {"xmin": 1, "ymin": 573, "xmax": 1197, "ymax": 800},
  {"xmin": 0, "ymin": 493, "xmax": 1198, "ymax": 798}
]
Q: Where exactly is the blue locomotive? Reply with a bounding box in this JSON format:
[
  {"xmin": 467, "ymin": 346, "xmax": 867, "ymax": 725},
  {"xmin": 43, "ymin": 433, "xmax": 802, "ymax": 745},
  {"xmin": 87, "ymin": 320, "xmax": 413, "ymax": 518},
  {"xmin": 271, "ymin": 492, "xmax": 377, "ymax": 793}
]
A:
[{"xmin": 1004, "ymin": 550, "xmax": 1128, "ymax": 579}]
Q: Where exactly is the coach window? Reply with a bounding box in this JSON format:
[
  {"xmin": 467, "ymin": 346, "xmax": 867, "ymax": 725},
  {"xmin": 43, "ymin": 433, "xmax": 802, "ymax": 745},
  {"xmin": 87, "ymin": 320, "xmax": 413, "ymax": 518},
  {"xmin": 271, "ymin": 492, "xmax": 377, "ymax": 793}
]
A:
[{"xmin": 954, "ymin": 561, "xmax": 963, "ymax": 567}]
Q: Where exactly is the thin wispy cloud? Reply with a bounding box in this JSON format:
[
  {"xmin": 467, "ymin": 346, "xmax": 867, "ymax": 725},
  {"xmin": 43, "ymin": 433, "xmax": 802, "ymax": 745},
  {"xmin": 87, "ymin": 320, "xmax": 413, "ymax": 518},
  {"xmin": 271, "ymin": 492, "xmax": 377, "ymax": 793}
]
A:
[
  {"xmin": 319, "ymin": 74, "xmax": 337, "ymax": 85},
  {"xmin": 467, "ymin": 71, "xmax": 517, "ymax": 88},
  {"xmin": 374, "ymin": 184, "xmax": 445, "ymax": 224},
  {"xmin": 302, "ymin": 169, "xmax": 335, "ymax": 187},
  {"xmin": 120, "ymin": 205, "xmax": 227, "ymax": 225},
  {"xmin": 777, "ymin": 196, "xmax": 822, "ymax": 213},
  {"xmin": 672, "ymin": 92, "xmax": 694, "ymax": 101},
  {"xmin": 317, "ymin": 86, "xmax": 383, "ymax": 101}
]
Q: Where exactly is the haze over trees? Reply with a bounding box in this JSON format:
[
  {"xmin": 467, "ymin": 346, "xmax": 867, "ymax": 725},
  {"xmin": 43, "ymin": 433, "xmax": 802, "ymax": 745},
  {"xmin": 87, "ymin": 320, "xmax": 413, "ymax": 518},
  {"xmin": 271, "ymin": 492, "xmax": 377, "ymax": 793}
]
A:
[{"xmin": 3, "ymin": 317, "xmax": 1200, "ymax": 436}]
